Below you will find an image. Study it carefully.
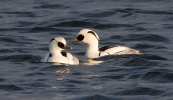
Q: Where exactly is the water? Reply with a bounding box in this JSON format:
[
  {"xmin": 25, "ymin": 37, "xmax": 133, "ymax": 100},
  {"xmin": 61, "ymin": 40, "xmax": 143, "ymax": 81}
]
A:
[{"xmin": 0, "ymin": 0, "xmax": 173, "ymax": 100}]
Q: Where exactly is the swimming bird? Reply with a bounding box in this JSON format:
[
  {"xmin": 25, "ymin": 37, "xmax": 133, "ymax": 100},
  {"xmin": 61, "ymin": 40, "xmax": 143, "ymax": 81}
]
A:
[
  {"xmin": 41, "ymin": 37, "xmax": 79, "ymax": 65},
  {"xmin": 69, "ymin": 29, "xmax": 143, "ymax": 61}
]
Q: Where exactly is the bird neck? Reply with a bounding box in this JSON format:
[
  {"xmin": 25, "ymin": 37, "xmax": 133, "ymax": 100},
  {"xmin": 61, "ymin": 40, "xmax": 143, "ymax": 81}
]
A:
[
  {"xmin": 85, "ymin": 41, "xmax": 100, "ymax": 59},
  {"xmin": 50, "ymin": 49, "xmax": 61, "ymax": 54},
  {"xmin": 87, "ymin": 41, "xmax": 99, "ymax": 52}
]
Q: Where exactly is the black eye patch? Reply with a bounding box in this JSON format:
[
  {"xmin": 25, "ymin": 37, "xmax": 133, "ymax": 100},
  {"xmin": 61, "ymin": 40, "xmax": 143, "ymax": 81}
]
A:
[
  {"xmin": 58, "ymin": 42, "xmax": 64, "ymax": 48},
  {"xmin": 77, "ymin": 34, "xmax": 84, "ymax": 41}
]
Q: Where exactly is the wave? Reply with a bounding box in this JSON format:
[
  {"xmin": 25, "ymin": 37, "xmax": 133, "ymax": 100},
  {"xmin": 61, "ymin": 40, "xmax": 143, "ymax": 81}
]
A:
[
  {"xmin": 0, "ymin": 54, "xmax": 41, "ymax": 62},
  {"xmin": 0, "ymin": 78, "xmax": 6, "ymax": 82},
  {"xmin": 117, "ymin": 87, "xmax": 164, "ymax": 96},
  {"xmin": 75, "ymin": 94, "xmax": 117, "ymax": 100},
  {"xmin": 116, "ymin": 34, "xmax": 170, "ymax": 42},
  {"xmin": 34, "ymin": 4, "xmax": 69, "ymax": 9},
  {"xmin": 2, "ymin": 11, "xmax": 36, "ymax": 17},
  {"xmin": 0, "ymin": 85, "xmax": 23, "ymax": 91},
  {"xmin": 116, "ymin": 8, "xmax": 173, "ymax": 15},
  {"xmin": 26, "ymin": 27, "xmax": 58, "ymax": 33},
  {"xmin": 141, "ymin": 69, "xmax": 173, "ymax": 83},
  {"xmin": 45, "ymin": 20, "xmax": 146, "ymax": 30}
]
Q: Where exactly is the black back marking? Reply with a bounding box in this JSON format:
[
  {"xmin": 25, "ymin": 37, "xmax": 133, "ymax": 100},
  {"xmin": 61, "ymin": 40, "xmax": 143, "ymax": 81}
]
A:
[
  {"xmin": 77, "ymin": 34, "xmax": 84, "ymax": 41},
  {"xmin": 50, "ymin": 38, "xmax": 55, "ymax": 42},
  {"xmin": 99, "ymin": 51, "xmax": 101, "ymax": 57},
  {"xmin": 61, "ymin": 52, "xmax": 67, "ymax": 57},
  {"xmin": 99, "ymin": 45, "xmax": 117, "ymax": 51},
  {"xmin": 99, "ymin": 51, "xmax": 110, "ymax": 57},
  {"xmin": 47, "ymin": 53, "xmax": 52, "ymax": 62},
  {"xmin": 58, "ymin": 42, "xmax": 64, "ymax": 48},
  {"xmin": 49, "ymin": 53, "xmax": 52, "ymax": 57},
  {"xmin": 87, "ymin": 31, "xmax": 99, "ymax": 40}
]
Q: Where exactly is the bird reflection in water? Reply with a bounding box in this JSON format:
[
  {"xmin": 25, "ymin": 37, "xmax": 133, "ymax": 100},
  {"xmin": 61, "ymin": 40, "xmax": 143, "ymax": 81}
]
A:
[
  {"xmin": 49, "ymin": 62, "xmax": 71, "ymax": 74},
  {"xmin": 55, "ymin": 68, "xmax": 70, "ymax": 74},
  {"xmin": 80, "ymin": 59, "xmax": 104, "ymax": 65}
]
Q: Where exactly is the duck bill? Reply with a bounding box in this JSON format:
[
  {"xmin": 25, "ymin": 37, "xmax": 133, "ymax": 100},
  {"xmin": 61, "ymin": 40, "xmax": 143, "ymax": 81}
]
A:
[
  {"xmin": 69, "ymin": 38, "xmax": 79, "ymax": 42},
  {"xmin": 62, "ymin": 45, "xmax": 72, "ymax": 50}
]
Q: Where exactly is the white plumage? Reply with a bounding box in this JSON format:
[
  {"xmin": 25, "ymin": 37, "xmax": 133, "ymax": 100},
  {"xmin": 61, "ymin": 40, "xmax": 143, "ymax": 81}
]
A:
[
  {"xmin": 69, "ymin": 29, "xmax": 143, "ymax": 60},
  {"xmin": 41, "ymin": 37, "xmax": 79, "ymax": 65}
]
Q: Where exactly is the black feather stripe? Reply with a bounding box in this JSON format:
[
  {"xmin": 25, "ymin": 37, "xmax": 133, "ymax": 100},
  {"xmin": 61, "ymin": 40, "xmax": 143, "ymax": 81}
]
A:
[
  {"xmin": 99, "ymin": 45, "xmax": 117, "ymax": 51},
  {"xmin": 99, "ymin": 51, "xmax": 101, "ymax": 56},
  {"xmin": 47, "ymin": 53, "xmax": 52, "ymax": 62},
  {"xmin": 61, "ymin": 52, "xmax": 67, "ymax": 57},
  {"xmin": 87, "ymin": 31, "xmax": 99, "ymax": 40},
  {"xmin": 50, "ymin": 38, "xmax": 55, "ymax": 42}
]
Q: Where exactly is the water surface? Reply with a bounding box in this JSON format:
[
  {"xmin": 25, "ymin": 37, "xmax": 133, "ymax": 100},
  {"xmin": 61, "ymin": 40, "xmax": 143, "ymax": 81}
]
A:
[{"xmin": 0, "ymin": 0, "xmax": 173, "ymax": 100}]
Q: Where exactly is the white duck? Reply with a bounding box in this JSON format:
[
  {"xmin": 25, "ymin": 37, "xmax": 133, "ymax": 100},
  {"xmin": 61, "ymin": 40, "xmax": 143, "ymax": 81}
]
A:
[
  {"xmin": 41, "ymin": 37, "xmax": 79, "ymax": 65},
  {"xmin": 69, "ymin": 29, "xmax": 143, "ymax": 61}
]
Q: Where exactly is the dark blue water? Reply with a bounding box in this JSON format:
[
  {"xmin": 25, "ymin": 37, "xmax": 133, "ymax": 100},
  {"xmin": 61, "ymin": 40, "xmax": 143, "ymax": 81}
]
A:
[{"xmin": 0, "ymin": 0, "xmax": 173, "ymax": 100}]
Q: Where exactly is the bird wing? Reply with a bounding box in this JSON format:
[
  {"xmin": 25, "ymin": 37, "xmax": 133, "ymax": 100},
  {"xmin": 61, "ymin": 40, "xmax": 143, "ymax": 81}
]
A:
[
  {"xmin": 99, "ymin": 45, "xmax": 143, "ymax": 55},
  {"xmin": 40, "ymin": 52, "xmax": 50, "ymax": 62},
  {"xmin": 62, "ymin": 52, "xmax": 79, "ymax": 65}
]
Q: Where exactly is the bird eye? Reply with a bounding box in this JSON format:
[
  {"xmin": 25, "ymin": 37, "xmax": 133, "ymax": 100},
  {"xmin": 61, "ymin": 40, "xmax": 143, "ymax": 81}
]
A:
[
  {"xmin": 58, "ymin": 42, "xmax": 64, "ymax": 48},
  {"xmin": 77, "ymin": 34, "xmax": 84, "ymax": 41}
]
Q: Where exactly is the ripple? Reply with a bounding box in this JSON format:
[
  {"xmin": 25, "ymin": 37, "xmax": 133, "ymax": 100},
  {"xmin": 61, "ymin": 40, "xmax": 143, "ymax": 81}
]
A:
[
  {"xmin": 0, "ymin": 28, "xmax": 28, "ymax": 32},
  {"xmin": 134, "ymin": 43, "xmax": 166, "ymax": 49},
  {"xmin": 110, "ymin": 35, "xmax": 123, "ymax": 41},
  {"xmin": 128, "ymin": 74, "xmax": 142, "ymax": 79},
  {"xmin": 80, "ymin": 10, "xmax": 117, "ymax": 18},
  {"xmin": 122, "ymin": 57, "xmax": 158, "ymax": 67},
  {"xmin": 116, "ymin": 8, "xmax": 173, "ymax": 15},
  {"xmin": 0, "ymin": 78, "xmax": 6, "ymax": 82},
  {"xmin": 143, "ymin": 54, "xmax": 167, "ymax": 60},
  {"xmin": 27, "ymin": 83, "xmax": 49, "ymax": 87},
  {"xmin": 0, "ymin": 49, "xmax": 14, "ymax": 53},
  {"xmin": 37, "ymin": 47, "xmax": 49, "ymax": 51},
  {"xmin": 100, "ymin": 75, "xmax": 125, "ymax": 80},
  {"xmin": 25, "ymin": 72, "xmax": 46, "ymax": 76},
  {"xmin": 123, "ymin": 34, "xmax": 170, "ymax": 42},
  {"xmin": 2, "ymin": 11, "xmax": 36, "ymax": 17},
  {"xmin": 0, "ymin": 54, "xmax": 41, "ymax": 62},
  {"xmin": 40, "ymin": 65, "xmax": 68, "ymax": 72},
  {"xmin": 0, "ymin": 35, "xmax": 33, "ymax": 44},
  {"xmin": 121, "ymin": 54, "xmax": 167, "ymax": 67},
  {"xmin": 0, "ymin": 36, "xmax": 18, "ymax": 43},
  {"xmin": 65, "ymin": 79, "xmax": 87, "ymax": 84},
  {"xmin": 102, "ymin": 68, "xmax": 123, "ymax": 73},
  {"xmin": 49, "ymin": 21, "xmax": 95, "ymax": 28},
  {"xmin": 117, "ymin": 87, "xmax": 164, "ymax": 96},
  {"xmin": 26, "ymin": 66, "xmax": 40, "ymax": 71},
  {"xmin": 17, "ymin": 21, "xmax": 36, "ymax": 28},
  {"xmin": 27, "ymin": 27, "xmax": 58, "ymax": 33},
  {"xmin": 75, "ymin": 94, "xmax": 117, "ymax": 100},
  {"xmin": 48, "ymin": 20, "xmax": 146, "ymax": 30},
  {"xmin": 34, "ymin": 4, "xmax": 69, "ymax": 9},
  {"xmin": 141, "ymin": 69, "xmax": 173, "ymax": 83},
  {"xmin": 94, "ymin": 23, "xmax": 135, "ymax": 29},
  {"xmin": 0, "ymin": 84, "xmax": 23, "ymax": 91}
]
